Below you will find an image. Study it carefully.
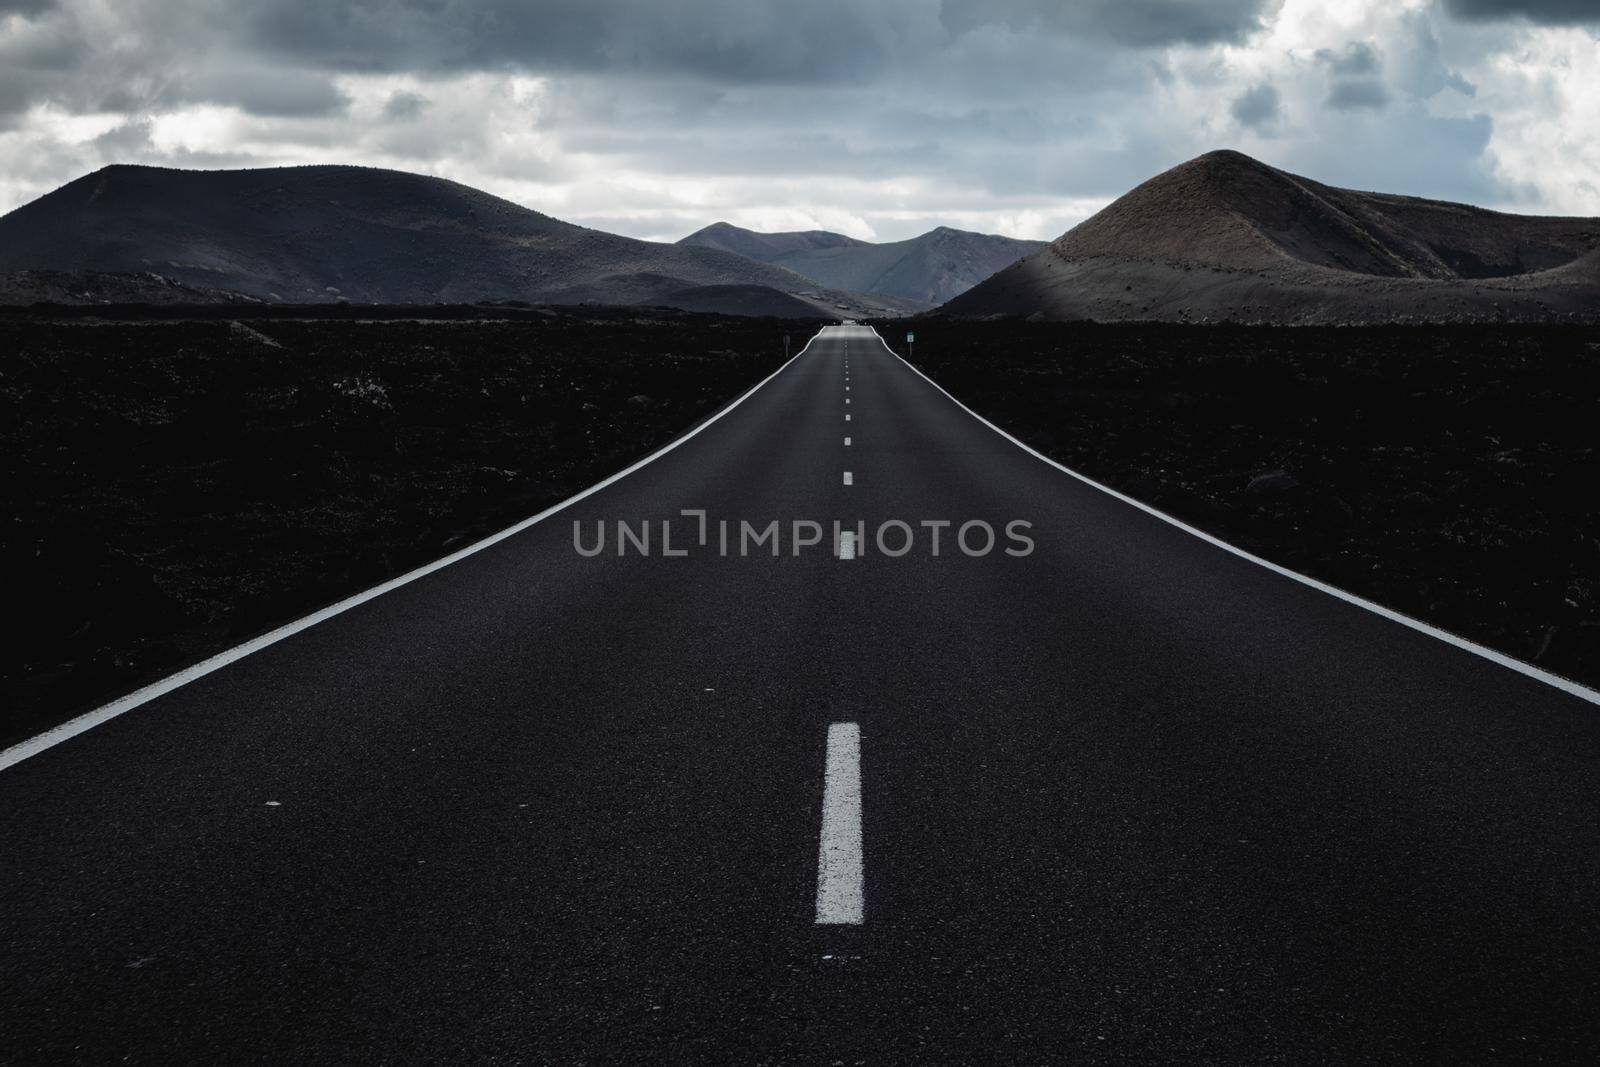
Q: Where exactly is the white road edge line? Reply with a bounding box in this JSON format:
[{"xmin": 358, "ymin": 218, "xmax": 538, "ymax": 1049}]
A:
[
  {"xmin": 815, "ymin": 721, "xmax": 864, "ymax": 925},
  {"xmin": 0, "ymin": 328, "xmax": 837, "ymax": 774},
  {"xmin": 869, "ymin": 326, "xmax": 1600, "ymax": 708}
]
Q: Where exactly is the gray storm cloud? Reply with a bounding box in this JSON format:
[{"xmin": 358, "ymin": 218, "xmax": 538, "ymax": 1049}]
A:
[
  {"xmin": 937, "ymin": 0, "xmax": 1278, "ymax": 46},
  {"xmin": 1231, "ymin": 84, "xmax": 1283, "ymax": 129},
  {"xmin": 1442, "ymin": 0, "xmax": 1600, "ymax": 24},
  {"xmin": 1317, "ymin": 42, "xmax": 1391, "ymax": 111},
  {"xmin": 0, "ymin": 1, "xmax": 1594, "ymax": 237}
]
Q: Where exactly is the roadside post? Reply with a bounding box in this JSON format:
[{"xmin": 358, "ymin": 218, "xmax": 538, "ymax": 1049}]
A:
[
  {"xmin": 906, "ymin": 330, "xmax": 915, "ymax": 359},
  {"xmin": 784, "ymin": 333, "xmax": 791, "ymax": 359}
]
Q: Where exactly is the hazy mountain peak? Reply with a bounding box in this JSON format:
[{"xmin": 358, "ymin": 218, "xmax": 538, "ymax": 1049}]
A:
[
  {"xmin": 679, "ymin": 221, "xmax": 1043, "ymax": 304},
  {"xmin": 679, "ymin": 222, "xmax": 867, "ymax": 259}
]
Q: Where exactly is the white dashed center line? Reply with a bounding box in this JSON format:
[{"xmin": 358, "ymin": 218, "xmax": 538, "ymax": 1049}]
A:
[
  {"xmin": 815, "ymin": 722, "xmax": 864, "ymax": 925},
  {"xmin": 843, "ymin": 471, "xmax": 853, "ymax": 485},
  {"xmin": 837, "ymin": 531, "xmax": 857, "ymax": 560},
  {"xmin": 845, "ymin": 414, "xmax": 851, "ymax": 421},
  {"xmin": 844, "ymin": 436, "xmax": 852, "ymax": 446}
]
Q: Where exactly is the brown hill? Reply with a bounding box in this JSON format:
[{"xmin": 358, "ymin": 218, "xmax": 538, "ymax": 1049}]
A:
[{"xmin": 944, "ymin": 150, "xmax": 1600, "ymax": 323}]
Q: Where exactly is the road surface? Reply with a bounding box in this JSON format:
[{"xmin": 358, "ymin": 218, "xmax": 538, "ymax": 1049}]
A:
[{"xmin": 3, "ymin": 325, "xmax": 1598, "ymax": 1063}]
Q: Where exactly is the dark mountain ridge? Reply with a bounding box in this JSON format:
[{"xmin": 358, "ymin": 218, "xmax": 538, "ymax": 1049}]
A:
[{"xmin": 0, "ymin": 164, "xmax": 917, "ymax": 316}]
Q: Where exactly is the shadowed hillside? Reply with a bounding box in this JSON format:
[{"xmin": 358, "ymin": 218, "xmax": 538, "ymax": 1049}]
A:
[
  {"xmin": 680, "ymin": 221, "xmax": 1042, "ymax": 304},
  {"xmin": 945, "ymin": 150, "xmax": 1600, "ymax": 323},
  {"xmin": 0, "ymin": 269, "xmax": 259, "ymax": 305},
  {"xmin": 0, "ymin": 165, "xmax": 916, "ymax": 316}
]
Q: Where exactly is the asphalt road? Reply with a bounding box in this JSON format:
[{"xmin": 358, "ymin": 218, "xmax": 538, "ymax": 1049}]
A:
[{"xmin": 3, "ymin": 325, "xmax": 1599, "ymax": 1063}]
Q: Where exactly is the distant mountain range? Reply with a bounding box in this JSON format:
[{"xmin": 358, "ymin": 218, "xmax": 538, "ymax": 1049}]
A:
[
  {"xmin": 0, "ymin": 165, "xmax": 924, "ymax": 316},
  {"xmin": 678, "ymin": 222, "xmax": 1044, "ymax": 305},
  {"xmin": 945, "ymin": 150, "xmax": 1600, "ymax": 324},
  {"xmin": 9, "ymin": 154, "xmax": 1584, "ymax": 324}
]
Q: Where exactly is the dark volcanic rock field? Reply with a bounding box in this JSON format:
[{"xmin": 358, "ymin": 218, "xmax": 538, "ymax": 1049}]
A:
[
  {"xmin": 891, "ymin": 321, "xmax": 1600, "ymax": 691},
  {"xmin": 1, "ymin": 306, "xmax": 792, "ymax": 742}
]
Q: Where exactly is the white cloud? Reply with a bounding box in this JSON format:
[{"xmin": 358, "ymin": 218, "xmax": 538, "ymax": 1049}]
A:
[{"xmin": 1462, "ymin": 24, "xmax": 1600, "ymax": 212}]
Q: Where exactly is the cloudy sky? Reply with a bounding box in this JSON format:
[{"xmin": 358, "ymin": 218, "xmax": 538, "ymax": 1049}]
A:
[{"xmin": 1, "ymin": 0, "xmax": 1596, "ymax": 242}]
